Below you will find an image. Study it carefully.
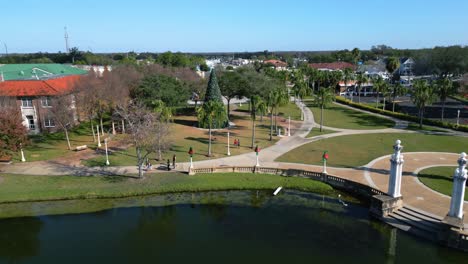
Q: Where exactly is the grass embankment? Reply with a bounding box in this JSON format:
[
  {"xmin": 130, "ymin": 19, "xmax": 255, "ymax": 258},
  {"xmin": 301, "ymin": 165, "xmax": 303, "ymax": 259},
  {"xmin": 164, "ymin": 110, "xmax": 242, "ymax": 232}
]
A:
[
  {"xmin": 277, "ymin": 133, "xmax": 468, "ymax": 168},
  {"xmin": 418, "ymin": 166, "xmax": 467, "ymax": 201},
  {"xmin": 0, "ymin": 172, "xmax": 333, "ymax": 204},
  {"xmin": 306, "ymin": 103, "xmax": 395, "ymax": 130}
]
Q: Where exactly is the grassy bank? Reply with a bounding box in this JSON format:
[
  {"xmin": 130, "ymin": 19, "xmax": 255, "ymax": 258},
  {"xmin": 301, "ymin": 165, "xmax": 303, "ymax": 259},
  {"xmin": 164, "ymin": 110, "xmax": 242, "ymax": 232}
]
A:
[
  {"xmin": 306, "ymin": 103, "xmax": 395, "ymax": 130},
  {"xmin": 0, "ymin": 172, "xmax": 333, "ymax": 204},
  {"xmin": 277, "ymin": 133, "xmax": 468, "ymax": 167},
  {"xmin": 418, "ymin": 166, "xmax": 467, "ymax": 200}
]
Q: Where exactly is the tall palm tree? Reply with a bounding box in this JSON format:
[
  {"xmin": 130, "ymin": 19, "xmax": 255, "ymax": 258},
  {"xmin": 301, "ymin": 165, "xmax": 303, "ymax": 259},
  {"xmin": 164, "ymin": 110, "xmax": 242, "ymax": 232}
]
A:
[
  {"xmin": 391, "ymin": 83, "xmax": 407, "ymax": 112},
  {"xmin": 342, "ymin": 68, "xmax": 354, "ymax": 101},
  {"xmin": 380, "ymin": 82, "xmax": 391, "ymax": 110},
  {"xmin": 250, "ymin": 95, "xmax": 266, "ymax": 148},
  {"xmin": 436, "ymin": 77, "xmax": 454, "ymax": 121},
  {"xmin": 372, "ymin": 76, "xmax": 386, "ymax": 109},
  {"xmin": 386, "ymin": 57, "xmax": 400, "ymax": 80},
  {"xmin": 197, "ymin": 101, "xmax": 227, "ymax": 156},
  {"xmin": 411, "ymin": 79, "xmax": 437, "ymax": 128},
  {"xmin": 314, "ymin": 87, "xmax": 335, "ymax": 132},
  {"xmin": 272, "ymin": 87, "xmax": 289, "ymax": 134},
  {"xmin": 355, "ymin": 72, "xmax": 368, "ymax": 103}
]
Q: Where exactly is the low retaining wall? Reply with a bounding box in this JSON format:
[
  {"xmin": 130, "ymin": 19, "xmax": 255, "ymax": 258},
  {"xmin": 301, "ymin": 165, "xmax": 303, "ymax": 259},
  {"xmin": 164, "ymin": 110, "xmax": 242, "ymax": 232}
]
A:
[{"xmin": 189, "ymin": 166, "xmax": 386, "ymax": 200}]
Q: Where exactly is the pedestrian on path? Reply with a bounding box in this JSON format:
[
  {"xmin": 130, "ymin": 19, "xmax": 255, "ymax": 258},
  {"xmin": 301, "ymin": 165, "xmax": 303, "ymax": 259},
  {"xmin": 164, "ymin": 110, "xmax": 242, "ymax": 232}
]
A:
[
  {"xmin": 172, "ymin": 154, "xmax": 176, "ymax": 169},
  {"xmin": 167, "ymin": 159, "xmax": 171, "ymax": 171},
  {"xmin": 237, "ymin": 138, "xmax": 240, "ymax": 148},
  {"xmin": 234, "ymin": 139, "xmax": 238, "ymax": 148}
]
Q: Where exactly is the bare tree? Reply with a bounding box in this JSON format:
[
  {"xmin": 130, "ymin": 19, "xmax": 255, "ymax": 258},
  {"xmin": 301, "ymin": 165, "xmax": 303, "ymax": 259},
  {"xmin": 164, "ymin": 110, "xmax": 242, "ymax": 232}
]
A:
[
  {"xmin": 116, "ymin": 101, "xmax": 169, "ymax": 178},
  {"xmin": 47, "ymin": 95, "xmax": 76, "ymax": 150}
]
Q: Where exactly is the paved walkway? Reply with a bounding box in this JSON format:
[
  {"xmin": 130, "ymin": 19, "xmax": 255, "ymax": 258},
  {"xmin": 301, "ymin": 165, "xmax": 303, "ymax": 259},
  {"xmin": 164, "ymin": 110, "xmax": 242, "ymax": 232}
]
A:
[{"xmin": 1, "ymin": 100, "xmax": 467, "ymax": 224}]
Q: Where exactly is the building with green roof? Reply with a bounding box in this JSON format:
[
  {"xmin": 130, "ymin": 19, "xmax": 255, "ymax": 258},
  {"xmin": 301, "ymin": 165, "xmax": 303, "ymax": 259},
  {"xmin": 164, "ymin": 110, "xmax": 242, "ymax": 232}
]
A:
[{"xmin": 0, "ymin": 64, "xmax": 87, "ymax": 81}]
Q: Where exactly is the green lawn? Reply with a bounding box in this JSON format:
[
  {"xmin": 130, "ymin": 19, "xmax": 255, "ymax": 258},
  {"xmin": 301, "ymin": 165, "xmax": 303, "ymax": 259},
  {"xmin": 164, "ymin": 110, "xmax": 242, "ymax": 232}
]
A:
[
  {"xmin": 82, "ymin": 114, "xmax": 279, "ymax": 167},
  {"xmin": 277, "ymin": 133, "xmax": 468, "ymax": 168},
  {"xmin": 236, "ymin": 102, "xmax": 302, "ymax": 120},
  {"xmin": 14, "ymin": 122, "xmax": 98, "ymax": 162},
  {"xmin": 307, "ymin": 103, "xmax": 395, "ymax": 130},
  {"xmin": 306, "ymin": 128, "xmax": 336, "ymax": 138},
  {"xmin": 418, "ymin": 166, "xmax": 466, "ymax": 200},
  {"xmin": 0, "ymin": 172, "xmax": 333, "ymax": 204}
]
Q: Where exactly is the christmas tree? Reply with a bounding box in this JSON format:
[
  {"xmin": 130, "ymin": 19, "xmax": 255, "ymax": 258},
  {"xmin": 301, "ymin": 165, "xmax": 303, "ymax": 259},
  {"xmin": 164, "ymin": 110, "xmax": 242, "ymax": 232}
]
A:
[{"xmin": 204, "ymin": 69, "xmax": 223, "ymax": 103}]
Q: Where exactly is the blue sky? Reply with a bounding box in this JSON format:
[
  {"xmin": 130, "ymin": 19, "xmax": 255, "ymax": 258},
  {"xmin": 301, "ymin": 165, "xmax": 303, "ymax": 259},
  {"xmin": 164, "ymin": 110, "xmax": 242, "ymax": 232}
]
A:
[{"xmin": 1, "ymin": 0, "xmax": 467, "ymax": 53}]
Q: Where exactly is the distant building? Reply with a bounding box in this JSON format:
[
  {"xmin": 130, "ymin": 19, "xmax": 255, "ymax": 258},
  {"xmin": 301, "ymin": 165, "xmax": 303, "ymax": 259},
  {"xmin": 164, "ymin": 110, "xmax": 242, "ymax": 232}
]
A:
[
  {"xmin": 0, "ymin": 64, "xmax": 86, "ymax": 134},
  {"xmin": 308, "ymin": 62, "xmax": 356, "ymax": 71},
  {"xmin": 263, "ymin": 59, "xmax": 288, "ymax": 71},
  {"xmin": 398, "ymin": 58, "xmax": 415, "ymax": 76}
]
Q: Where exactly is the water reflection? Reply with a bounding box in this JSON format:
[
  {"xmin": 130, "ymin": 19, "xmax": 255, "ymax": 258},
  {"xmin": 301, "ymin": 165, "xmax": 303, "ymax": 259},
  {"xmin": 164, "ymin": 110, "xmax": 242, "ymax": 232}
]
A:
[{"xmin": 0, "ymin": 217, "xmax": 43, "ymax": 263}]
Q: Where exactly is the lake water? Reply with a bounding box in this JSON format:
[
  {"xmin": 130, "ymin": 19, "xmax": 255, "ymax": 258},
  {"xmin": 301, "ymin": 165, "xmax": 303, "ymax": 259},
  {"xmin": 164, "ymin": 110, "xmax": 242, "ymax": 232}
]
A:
[{"xmin": 0, "ymin": 190, "xmax": 465, "ymax": 263}]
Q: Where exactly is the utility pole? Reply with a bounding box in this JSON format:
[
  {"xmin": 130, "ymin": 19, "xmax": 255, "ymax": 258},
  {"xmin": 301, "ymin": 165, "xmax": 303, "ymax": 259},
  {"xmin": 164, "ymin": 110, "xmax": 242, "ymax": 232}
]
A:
[{"xmin": 64, "ymin": 27, "xmax": 70, "ymax": 53}]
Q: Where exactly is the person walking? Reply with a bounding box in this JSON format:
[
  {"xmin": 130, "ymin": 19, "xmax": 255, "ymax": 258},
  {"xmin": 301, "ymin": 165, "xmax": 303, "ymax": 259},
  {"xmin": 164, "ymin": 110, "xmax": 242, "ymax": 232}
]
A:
[
  {"xmin": 167, "ymin": 159, "xmax": 171, "ymax": 171},
  {"xmin": 237, "ymin": 138, "xmax": 240, "ymax": 148},
  {"xmin": 234, "ymin": 139, "xmax": 237, "ymax": 149},
  {"xmin": 172, "ymin": 154, "xmax": 176, "ymax": 169}
]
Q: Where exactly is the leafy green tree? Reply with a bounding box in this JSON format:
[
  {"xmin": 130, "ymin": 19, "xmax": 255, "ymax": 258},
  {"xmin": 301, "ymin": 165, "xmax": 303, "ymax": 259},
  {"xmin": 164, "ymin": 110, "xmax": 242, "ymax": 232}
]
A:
[
  {"xmin": 218, "ymin": 70, "xmax": 247, "ymax": 120},
  {"xmin": 380, "ymin": 82, "xmax": 391, "ymax": 110},
  {"xmin": 197, "ymin": 101, "xmax": 227, "ymax": 156},
  {"xmin": 271, "ymin": 86, "xmax": 289, "ymax": 133},
  {"xmin": 152, "ymin": 100, "xmax": 173, "ymax": 160},
  {"xmin": 355, "ymin": 72, "xmax": 368, "ymax": 103},
  {"xmin": 0, "ymin": 108, "xmax": 28, "ymax": 158},
  {"xmin": 132, "ymin": 74, "xmax": 190, "ymax": 107},
  {"xmin": 314, "ymin": 87, "xmax": 335, "ymax": 132},
  {"xmin": 436, "ymin": 77, "xmax": 455, "ymax": 121},
  {"xmin": 391, "ymin": 83, "xmax": 407, "ymax": 112},
  {"xmin": 411, "ymin": 79, "xmax": 437, "ymax": 128}
]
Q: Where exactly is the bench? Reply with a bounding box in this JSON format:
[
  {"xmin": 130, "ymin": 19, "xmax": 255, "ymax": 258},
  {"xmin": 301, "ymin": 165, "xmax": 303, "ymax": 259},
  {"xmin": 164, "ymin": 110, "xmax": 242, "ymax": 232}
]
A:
[
  {"xmin": 0, "ymin": 156, "xmax": 12, "ymax": 163},
  {"xmin": 75, "ymin": 145, "xmax": 88, "ymax": 151}
]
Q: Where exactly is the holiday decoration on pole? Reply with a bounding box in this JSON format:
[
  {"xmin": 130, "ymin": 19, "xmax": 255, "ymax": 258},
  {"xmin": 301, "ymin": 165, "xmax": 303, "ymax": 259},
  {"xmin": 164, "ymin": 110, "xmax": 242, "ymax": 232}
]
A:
[
  {"xmin": 188, "ymin": 146, "xmax": 194, "ymax": 169},
  {"xmin": 255, "ymin": 145, "xmax": 260, "ymax": 167},
  {"xmin": 322, "ymin": 150, "xmax": 329, "ymax": 174}
]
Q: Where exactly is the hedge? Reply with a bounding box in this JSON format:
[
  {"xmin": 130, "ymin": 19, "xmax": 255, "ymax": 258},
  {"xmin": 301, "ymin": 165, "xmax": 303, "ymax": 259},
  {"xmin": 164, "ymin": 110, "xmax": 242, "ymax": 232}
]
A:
[{"xmin": 335, "ymin": 96, "xmax": 468, "ymax": 132}]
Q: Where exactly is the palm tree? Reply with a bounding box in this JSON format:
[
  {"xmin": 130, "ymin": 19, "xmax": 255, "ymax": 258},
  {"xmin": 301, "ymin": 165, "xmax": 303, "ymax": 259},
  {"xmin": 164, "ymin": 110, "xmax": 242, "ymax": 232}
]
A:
[
  {"xmin": 372, "ymin": 76, "xmax": 386, "ymax": 109},
  {"xmin": 380, "ymin": 82, "xmax": 391, "ymax": 110},
  {"xmin": 342, "ymin": 68, "xmax": 354, "ymax": 101},
  {"xmin": 391, "ymin": 83, "xmax": 407, "ymax": 112},
  {"xmin": 314, "ymin": 87, "xmax": 335, "ymax": 132},
  {"xmin": 436, "ymin": 77, "xmax": 454, "ymax": 121},
  {"xmin": 266, "ymin": 91, "xmax": 275, "ymax": 141},
  {"xmin": 411, "ymin": 79, "xmax": 437, "ymax": 128},
  {"xmin": 197, "ymin": 101, "xmax": 227, "ymax": 156},
  {"xmin": 250, "ymin": 95, "xmax": 266, "ymax": 148},
  {"xmin": 355, "ymin": 72, "xmax": 368, "ymax": 103},
  {"xmin": 272, "ymin": 87, "xmax": 289, "ymax": 134},
  {"xmin": 386, "ymin": 57, "xmax": 400, "ymax": 82}
]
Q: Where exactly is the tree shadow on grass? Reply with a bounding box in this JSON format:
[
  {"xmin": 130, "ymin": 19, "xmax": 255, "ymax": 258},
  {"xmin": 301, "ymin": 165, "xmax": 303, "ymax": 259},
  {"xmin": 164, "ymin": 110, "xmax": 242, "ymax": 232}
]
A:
[
  {"xmin": 418, "ymin": 173, "xmax": 452, "ymax": 183},
  {"xmin": 173, "ymin": 119, "xmax": 197, "ymax": 127}
]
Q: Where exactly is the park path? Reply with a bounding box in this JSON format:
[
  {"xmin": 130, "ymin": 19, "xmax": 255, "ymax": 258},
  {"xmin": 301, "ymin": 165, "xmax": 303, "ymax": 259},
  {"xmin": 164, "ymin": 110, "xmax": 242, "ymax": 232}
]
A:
[{"xmin": 0, "ymin": 99, "xmax": 467, "ymax": 224}]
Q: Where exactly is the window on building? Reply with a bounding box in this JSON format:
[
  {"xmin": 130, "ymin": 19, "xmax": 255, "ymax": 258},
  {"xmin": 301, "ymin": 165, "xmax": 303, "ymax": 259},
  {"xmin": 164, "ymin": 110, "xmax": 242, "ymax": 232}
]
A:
[
  {"xmin": 44, "ymin": 117, "xmax": 55, "ymax": 128},
  {"xmin": 41, "ymin": 96, "xmax": 52, "ymax": 107},
  {"xmin": 21, "ymin": 98, "xmax": 33, "ymax": 108}
]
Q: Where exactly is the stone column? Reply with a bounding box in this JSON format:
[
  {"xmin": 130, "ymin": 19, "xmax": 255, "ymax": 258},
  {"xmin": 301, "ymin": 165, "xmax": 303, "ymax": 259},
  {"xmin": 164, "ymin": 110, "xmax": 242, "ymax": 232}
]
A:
[
  {"xmin": 388, "ymin": 140, "xmax": 404, "ymax": 198},
  {"xmin": 448, "ymin": 152, "xmax": 467, "ymax": 219}
]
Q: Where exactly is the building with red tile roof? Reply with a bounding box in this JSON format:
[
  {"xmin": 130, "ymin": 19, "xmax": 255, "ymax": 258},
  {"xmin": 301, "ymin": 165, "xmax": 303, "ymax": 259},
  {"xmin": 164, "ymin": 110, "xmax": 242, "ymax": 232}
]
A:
[
  {"xmin": 309, "ymin": 62, "xmax": 357, "ymax": 71},
  {"xmin": 0, "ymin": 75, "xmax": 82, "ymax": 134},
  {"xmin": 263, "ymin": 59, "xmax": 288, "ymax": 70}
]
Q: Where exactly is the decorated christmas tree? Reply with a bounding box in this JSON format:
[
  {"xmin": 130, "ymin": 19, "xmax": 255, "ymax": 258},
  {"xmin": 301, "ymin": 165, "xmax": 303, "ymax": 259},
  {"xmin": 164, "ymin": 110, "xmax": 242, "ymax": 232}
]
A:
[
  {"xmin": 197, "ymin": 69, "xmax": 227, "ymax": 129},
  {"xmin": 204, "ymin": 69, "xmax": 223, "ymax": 103}
]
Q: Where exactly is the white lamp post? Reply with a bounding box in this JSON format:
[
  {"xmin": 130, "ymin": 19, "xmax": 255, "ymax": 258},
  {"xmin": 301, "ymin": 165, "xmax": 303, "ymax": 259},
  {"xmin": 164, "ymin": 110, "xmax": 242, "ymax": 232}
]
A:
[
  {"xmin": 20, "ymin": 143, "xmax": 26, "ymax": 162},
  {"xmin": 287, "ymin": 116, "xmax": 291, "ymax": 136},
  {"xmin": 457, "ymin": 109, "xmax": 460, "ymax": 126},
  {"xmin": 104, "ymin": 138, "xmax": 110, "ymax": 166},
  {"xmin": 96, "ymin": 125, "xmax": 102, "ymax": 147},
  {"xmin": 227, "ymin": 130, "xmax": 231, "ymax": 156}
]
